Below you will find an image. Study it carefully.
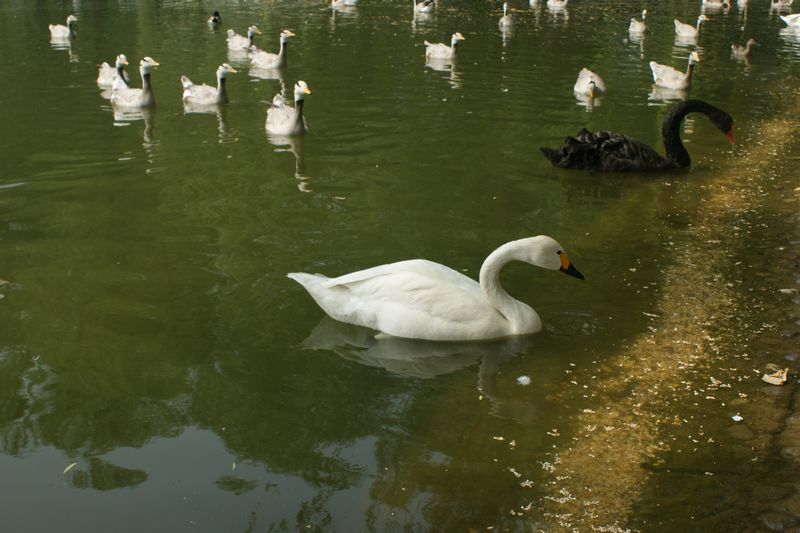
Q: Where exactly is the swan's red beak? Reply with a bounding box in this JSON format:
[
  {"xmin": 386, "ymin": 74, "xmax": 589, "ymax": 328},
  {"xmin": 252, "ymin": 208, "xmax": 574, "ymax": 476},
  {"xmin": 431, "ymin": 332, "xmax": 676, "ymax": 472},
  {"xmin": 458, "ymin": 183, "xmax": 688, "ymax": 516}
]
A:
[{"xmin": 725, "ymin": 128, "xmax": 735, "ymax": 144}]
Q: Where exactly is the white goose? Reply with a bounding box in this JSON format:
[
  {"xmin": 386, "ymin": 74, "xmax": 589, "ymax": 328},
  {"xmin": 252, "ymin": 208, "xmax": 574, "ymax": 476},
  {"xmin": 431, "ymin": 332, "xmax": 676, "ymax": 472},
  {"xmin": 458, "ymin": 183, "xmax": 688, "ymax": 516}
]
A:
[
  {"xmin": 573, "ymin": 68, "xmax": 606, "ymax": 97},
  {"xmin": 332, "ymin": 0, "xmax": 359, "ymax": 7},
  {"xmin": 288, "ymin": 236, "xmax": 584, "ymax": 342},
  {"xmin": 227, "ymin": 25, "xmax": 261, "ymax": 51},
  {"xmin": 266, "ymin": 81, "xmax": 311, "ymax": 136},
  {"xmin": 650, "ymin": 51, "xmax": 699, "ymax": 90},
  {"xmin": 251, "ymin": 30, "xmax": 295, "ymax": 69},
  {"xmin": 674, "ymin": 15, "xmax": 708, "ymax": 38},
  {"xmin": 424, "ymin": 32, "xmax": 466, "ymax": 59},
  {"xmin": 97, "ymin": 54, "xmax": 130, "ymax": 89},
  {"xmin": 414, "ymin": 0, "xmax": 436, "ymax": 13},
  {"xmin": 629, "ymin": 9, "xmax": 647, "ymax": 34},
  {"xmin": 780, "ymin": 14, "xmax": 800, "ymax": 25},
  {"xmin": 181, "ymin": 64, "xmax": 237, "ymax": 105},
  {"xmin": 499, "ymin": 2, "xmax": 514, "ymax": 28},
  {"xmin": 547, "ymin": 0, "xmax": 568, "ymax": 8},
  {"xmin": 111, "ymin": 57, "xmax": 160, "ymax": 108},
  {"xmin": 731, "ymin": 38, "xmax": 758, "ymax": 59},
  {"xmin": 49, "ymin": 15, "xmax": 78, "ymax": 39}
]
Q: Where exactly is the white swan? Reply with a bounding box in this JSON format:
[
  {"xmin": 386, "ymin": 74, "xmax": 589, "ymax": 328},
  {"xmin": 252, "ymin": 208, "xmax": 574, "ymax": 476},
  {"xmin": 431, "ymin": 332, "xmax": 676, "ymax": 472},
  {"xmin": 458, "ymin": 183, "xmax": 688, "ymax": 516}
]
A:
[
  {"xmin": 266, "ymin": 81, "xmax": 311, "ymax": 136},
  {"xmin": 181, "ymin": 64, "xmax": 237, "ymax": 105},
  {"xmin": 780, "ymin": 14, "xmax": 800, "ymax": 25},
  {"xmin": 629, "ymin": 9, "xmax": 646, "ymax": 34},
  {"xmin": 499, "ymin": 2, "xmax": 514, "ymax": 28},
  {"xmin": 573, "ymin": 68, "xmax": 606, "ymax": 97},
  {"xmin": 49, "ymin": 15, "xmax": 77, "ymax": 39},
  {"xmin": 227, "ymin": 25, "xmax": 261, "ymax": 51},
  {"xmin": 97, "ymin": 54, "xmax": 129, "ymax": 89},
  {"xmin": 731, "ymin": 38, "xmax": 758, "ymax": 59},
  {"xmin": 650, "ymin": 51, "xmax": 699, "ymax": 90},
  {"xmin": 288, "ymin": 236, "xmax": 584, "ymax": 342},
  {"xmin": 414, "ymin": 0, "xmax": 435, "ymax": 13},
  {"xmin": 111, "ymin": 57, "xmax": 160, "ymax": 108},
  {"xmin": 250, "ymin": 30, "xmax": 295, "ymax": 69},
  {"xmin": 674, "ymin": 15, "xmax": 708, "ymax": 38},
  {"xmin": 424, "ymin": 32, "xmax": 465, "ymax": 59}
]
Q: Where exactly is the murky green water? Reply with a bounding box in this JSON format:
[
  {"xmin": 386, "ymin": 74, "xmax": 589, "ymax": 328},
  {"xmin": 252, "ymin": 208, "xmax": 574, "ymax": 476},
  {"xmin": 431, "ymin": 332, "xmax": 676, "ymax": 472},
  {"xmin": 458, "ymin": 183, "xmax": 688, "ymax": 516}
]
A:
[{"xmin": 2, "ymin": 0, "xmax": 799, "ymax": 530}]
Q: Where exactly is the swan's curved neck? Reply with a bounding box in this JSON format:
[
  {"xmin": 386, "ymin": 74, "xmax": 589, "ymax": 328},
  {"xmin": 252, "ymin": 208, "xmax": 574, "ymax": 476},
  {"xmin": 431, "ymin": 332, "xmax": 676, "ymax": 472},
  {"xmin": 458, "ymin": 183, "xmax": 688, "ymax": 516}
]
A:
[
  {"xmin": 141, "ymin": 71, "xmax": 155, "ymax": 107},
  {"xmin": 661, "ymin": 99, "xmax": 713, "ymax": 168},
  {"xmin": 478, "ymin": 241, "xmax": 538, "ymax": 333},
  {"xmin": 294, "ymin": 98, "xmax": 305, "ymax": 131},
  {"xmin": 216, "ymin": 75, "xmax": 228, "ymax": 103}
]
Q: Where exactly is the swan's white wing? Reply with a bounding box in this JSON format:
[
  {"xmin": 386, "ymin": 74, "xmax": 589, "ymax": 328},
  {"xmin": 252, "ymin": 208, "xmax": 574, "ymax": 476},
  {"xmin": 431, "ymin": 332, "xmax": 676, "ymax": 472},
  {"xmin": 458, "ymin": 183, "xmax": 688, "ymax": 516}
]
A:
[
  {"xmin": 251, "ymin": 50, "xmax": 280, "ymax": 68},
  {"xmin": 289, "ymin": 260, "xmax": 509, "ymax": 340},
  {"xmin": 183, "ymin": 83, "xmax": 217, "ymax": 104},
  {"xmin": 227, "ymin": 33, "xmax": 249, "ymax": 50},
  {"xmin": 111, "ymin": 88, "xmax": 144, "ymax": 107},
  {"xmin": 97, "ymin": 63, "xmax": 115, "ymax": 87},
  {"xmin": 266, "ymin": 104, "xmax": 296, "ymax": 135},
  {"xmin": 49, "ymin": 24, "xmax": 70, "ymax": 38},
  {"xmin": 424, "ymin": 42, "xmax": 453, "ymax": 58},
  {"xmin": 649, "ymin": 61, "xmax": 682, "ymax": 85},
  {"xmin": 674, "ymin": 19, "xmax": 696, "ymax": 36}
]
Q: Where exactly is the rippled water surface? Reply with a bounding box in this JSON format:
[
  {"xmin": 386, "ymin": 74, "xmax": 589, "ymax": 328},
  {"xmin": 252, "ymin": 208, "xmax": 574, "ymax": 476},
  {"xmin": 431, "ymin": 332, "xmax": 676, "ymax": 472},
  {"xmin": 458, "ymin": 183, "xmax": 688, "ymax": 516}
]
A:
[{"xmin": 1, "ymin": 0, "xmax": 799, "ymax": 530}]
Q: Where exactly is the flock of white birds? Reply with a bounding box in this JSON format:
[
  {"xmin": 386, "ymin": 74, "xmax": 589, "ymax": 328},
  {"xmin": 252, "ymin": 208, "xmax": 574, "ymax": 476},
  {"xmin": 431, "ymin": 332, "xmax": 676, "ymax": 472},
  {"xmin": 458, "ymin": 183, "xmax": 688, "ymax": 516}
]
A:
[{"xmin": 46, "ymin": 1, "xmax": 800, "ymax": 341}]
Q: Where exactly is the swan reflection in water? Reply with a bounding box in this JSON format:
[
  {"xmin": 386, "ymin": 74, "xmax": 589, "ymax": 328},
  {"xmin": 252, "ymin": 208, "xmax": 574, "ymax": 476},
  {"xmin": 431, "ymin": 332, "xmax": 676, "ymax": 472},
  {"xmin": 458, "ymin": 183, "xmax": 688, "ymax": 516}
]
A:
[
  {"xmin": 648, "ymin": 84, "xmax": 689, "ymax": 103},
  {"xmin": 300, "ymin": 317, "xmax": 542, "ymax": 422},
  {"xmin": 267, "ymin": 133, "xmax": 310, "ymax": 192},
  {"xmin": 575, "ymin": 92, "xmax": 602, "ymax": 111},
  {"xmin": 110, "ymin": 108, "xmax": 160, "ymax": 169},
  {"xmin": 50, "ymin": 37, "xmax": 79, "ymax": 63},
  {"xmin": 183, "ymin": 103, "xmax": 236, "ymax": 144},
  {"xmin": 425, "ymin": 57, "xmax": 463, "ymax": 89}
]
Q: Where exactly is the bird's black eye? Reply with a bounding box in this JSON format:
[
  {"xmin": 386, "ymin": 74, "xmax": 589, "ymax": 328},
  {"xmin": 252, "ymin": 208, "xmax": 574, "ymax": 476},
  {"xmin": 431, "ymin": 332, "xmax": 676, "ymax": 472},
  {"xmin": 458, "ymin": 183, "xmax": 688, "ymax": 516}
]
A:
[{"xmin": 556, "ymin": 250, "xmax": 562, "ymax": 255}]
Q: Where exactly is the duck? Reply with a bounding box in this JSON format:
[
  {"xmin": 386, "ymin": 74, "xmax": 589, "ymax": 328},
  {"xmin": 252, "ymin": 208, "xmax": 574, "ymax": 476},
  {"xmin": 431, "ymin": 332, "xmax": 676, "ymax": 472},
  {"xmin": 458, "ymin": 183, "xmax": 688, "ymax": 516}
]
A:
[
  {"xmin": 629, "ymin": 9, "xmax": 647, "ymax": 34},
  {"xmin": 780, "ymin": 14, "xmax": 800, "ymax": 25},
  {"xmin": 540, "ymin": 100, "xmax": 734, "ymax": 172},
  {"xmin": 180, "ymin": 64, "xmax": 237, "ymax": 106},
  {"xmin": 250, "ymin": 30, "xmax": 295, "ymax": 69},
  {"xmin": 731, "ymin": 38, "xmax": 758, "ymax": 59},
  {"xmin": 111, "ymin": 57, "xmax": 160, "ymax": 109},
  {"xmin": 674, "ymin": 15, "xmax": 708, "ymax": 38},
  {"xmin": 208, "ymin": 10, "xmax": 222, "ymax": 26},
  {"xmin": 414, "ymin": 0, "xmax": 436, "ymax": 13},
  {"xmin": 499, "ymin": 2, "xmax": 514, "ymax": 28},
  {"xmin": 288, "ymin": 236, "xmax": 584, "ymax": 342},
  {"xmin": 266, "ymin": 81, "xmax": 311, "ymax": 136},
  {"xmin": 424, "ymin": 32, "xmax": 466, "ymax": 59},
  {"xmin": 97, "ymin": 54, "xmax": 130, "ymax": 89},
  {"xmin": 49, "ymin": 15, "xmax": 78, "ymax": 39},
  {"xmin": 650, "ymin": 51, "xmax": 700, "ymax": 90},
  {"xmin": 573, "ymin": 68, "xmax": 606, "ymax": 97},
  {"xmin": 227, "ymin": 26, "xmax": 261, "ymax": 51}
]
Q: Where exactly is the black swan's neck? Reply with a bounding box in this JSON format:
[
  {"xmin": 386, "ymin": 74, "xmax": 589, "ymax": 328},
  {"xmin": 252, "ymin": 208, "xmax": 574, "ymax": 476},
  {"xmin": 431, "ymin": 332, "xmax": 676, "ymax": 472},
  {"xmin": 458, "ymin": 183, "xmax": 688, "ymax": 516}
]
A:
[
  {"xmin": 216, "ymin": 76, "xmax": 228, "ymax": 104},
  {"xmin": 661, "ymin": 99, "xmax": 713, "ymax": 168}
]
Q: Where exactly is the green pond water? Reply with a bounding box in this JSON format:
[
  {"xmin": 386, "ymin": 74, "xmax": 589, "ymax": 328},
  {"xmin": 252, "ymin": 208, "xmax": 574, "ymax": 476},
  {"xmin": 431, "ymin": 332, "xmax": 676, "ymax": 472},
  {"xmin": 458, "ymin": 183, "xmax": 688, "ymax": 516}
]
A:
[{"xmin": 1, "ymin": 0, "xmax": 799, "ymax": 530}]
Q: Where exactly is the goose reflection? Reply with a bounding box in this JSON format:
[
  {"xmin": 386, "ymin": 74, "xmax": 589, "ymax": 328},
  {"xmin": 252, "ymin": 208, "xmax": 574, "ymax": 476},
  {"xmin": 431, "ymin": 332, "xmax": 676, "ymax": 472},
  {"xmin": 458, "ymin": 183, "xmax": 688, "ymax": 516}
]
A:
[
  {"xmin": 301, "ymin": 317, "xmax": 541, "ymax": 422},
  {"xmin": 111, "ymin": 108, "xmax": 159, "ymax": 166},
  {"xmin": 648, "ymin": 84, "xmax": 689, "ymax": 103},
  {"xmin": 183, "ymin": 104, "xmax": 235, "ymax": 144},
  {"xmin": 575, "ymin": 93, "xmax": 602, "ymax": 111},
  {"xmin": 267, "ymin": 133, "xmax": 310, "ymax": 192},
  {"xmin": 50, "ymin": 37, "xmax": 79, "ymax": 62},
  {"xmin": 425, "ymin": 57, "xmax": 463, "ymax": 89}
]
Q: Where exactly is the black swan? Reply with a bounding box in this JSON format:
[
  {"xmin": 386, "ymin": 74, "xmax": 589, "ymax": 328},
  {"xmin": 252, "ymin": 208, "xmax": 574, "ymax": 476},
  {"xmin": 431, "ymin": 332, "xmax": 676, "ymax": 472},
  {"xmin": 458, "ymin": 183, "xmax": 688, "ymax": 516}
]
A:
[{"xmin": 540, "ymin": 100, "xmax": 734, "ymax": 172}]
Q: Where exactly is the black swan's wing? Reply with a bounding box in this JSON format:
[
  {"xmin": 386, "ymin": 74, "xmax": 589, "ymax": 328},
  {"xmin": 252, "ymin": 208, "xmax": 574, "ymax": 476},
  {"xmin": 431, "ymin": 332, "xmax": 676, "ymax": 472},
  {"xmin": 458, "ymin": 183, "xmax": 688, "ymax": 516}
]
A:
[{"xmin": 541, "ymin": 128, "xmax": 672, "ymax": 172}]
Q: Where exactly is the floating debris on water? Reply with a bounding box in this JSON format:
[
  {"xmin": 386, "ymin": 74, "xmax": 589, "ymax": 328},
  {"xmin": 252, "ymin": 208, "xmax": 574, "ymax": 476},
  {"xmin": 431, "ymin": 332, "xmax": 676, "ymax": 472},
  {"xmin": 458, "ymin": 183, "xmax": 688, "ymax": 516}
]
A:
[
  {"xmin": 732, "ymin": 414, "xmax": 744, "ymax": 422},
  {"xmin": 761, "ymin": 366, "xmax": 789, "ymax": 386},
  {"xmin": 516, "ymin": 375, "xmax": 531, "ymax": 386},
  {"xmin": 63, "ymin": 462, "xmax": 77, "ymax": 474}
]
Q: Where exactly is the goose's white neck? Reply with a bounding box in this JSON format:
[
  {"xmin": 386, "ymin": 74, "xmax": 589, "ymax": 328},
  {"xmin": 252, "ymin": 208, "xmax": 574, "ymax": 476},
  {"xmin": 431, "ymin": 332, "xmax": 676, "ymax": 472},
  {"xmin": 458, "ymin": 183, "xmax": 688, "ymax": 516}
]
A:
[{"xmin": 478, "ymin": 239, "xmax": 541, "ymax": 335}]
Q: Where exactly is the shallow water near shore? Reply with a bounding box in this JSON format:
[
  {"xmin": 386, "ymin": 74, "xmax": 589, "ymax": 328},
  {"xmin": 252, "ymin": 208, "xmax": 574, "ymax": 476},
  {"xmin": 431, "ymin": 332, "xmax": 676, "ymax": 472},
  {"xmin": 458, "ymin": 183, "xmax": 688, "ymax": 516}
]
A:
[{"xmin": 1, "ymin": 0, "xmax": 799, "ymax": 530}]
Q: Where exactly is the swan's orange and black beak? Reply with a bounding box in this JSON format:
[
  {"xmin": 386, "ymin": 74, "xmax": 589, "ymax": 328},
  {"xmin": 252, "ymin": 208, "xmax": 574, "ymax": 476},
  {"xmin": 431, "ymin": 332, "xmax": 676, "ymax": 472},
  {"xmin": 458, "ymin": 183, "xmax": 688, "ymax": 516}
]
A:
[
  {"xmin": 559, "ymin": 252, "xmax": 585, "ymax": 280},
  {"xmin": 725, "ymin": 128, "xmax": 735, "ymax": 144}
]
